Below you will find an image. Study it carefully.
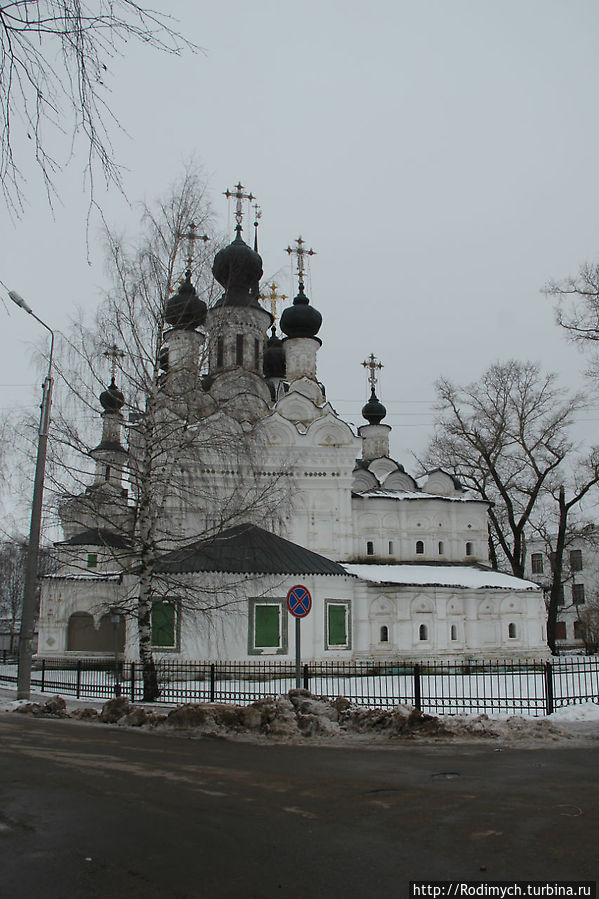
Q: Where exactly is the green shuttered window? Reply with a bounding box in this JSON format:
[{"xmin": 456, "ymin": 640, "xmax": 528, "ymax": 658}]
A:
[
  {"xmin": 152, "ymin": 602, "xmax": 176, "ymax": 648},
  {"xmin": 255, "ymin": 604, "xmax": 280, "ymax": 648},
  {"xmin": 327, "ymin": 603, "xmax": 348, "ymax": 647}
]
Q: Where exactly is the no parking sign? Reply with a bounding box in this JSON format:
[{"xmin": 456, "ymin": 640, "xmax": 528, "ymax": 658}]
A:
[{"xmin": 287, "ymin": 584, "xmax": 312, "ymax": 687}]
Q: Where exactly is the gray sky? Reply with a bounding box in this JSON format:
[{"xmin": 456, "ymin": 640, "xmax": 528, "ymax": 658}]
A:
[{"xmin": 3, "ymin": 0, "xmax": 599, "ymax": 469}]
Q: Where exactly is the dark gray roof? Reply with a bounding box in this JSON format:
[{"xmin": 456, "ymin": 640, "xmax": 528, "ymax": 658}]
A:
[
  {"xmin": 58, "ymin": 529, "xmax": 132, "ymax": 549},
  {"xmin": 154, "ymin": 523, "xmax": 349, "ymax": 576}
]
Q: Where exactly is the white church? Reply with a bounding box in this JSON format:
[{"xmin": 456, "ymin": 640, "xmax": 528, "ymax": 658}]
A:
[{"xmin": 38, "ymin": 186, "xmax": 549, "ymax": 663}]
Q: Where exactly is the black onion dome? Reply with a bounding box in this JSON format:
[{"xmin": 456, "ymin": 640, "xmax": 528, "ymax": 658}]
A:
[
  {"xmin": 165, "ymin": 271, "xmax": 207, "ymax": 330},
  {"xmin": 280, "ymin": 283, "xmax": 322, "ymax": 339},
  {"xmin": 212, "ymin": 228, "xmax": 263, "ymax": 307},
  {"xmin": 362, "ymin": 388, "xmax": 386, "ymax": 424},
  {"xmin": 100, "ymin": 378, "xmax": 125, "ymax": 412},
  {"xmin": 263, "ymin": 327, "xmax": 286, "ymax": 379}
]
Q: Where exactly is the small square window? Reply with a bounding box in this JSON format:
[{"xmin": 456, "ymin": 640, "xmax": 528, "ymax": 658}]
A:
[
  {"xmin": 570, "ymin": 549, "xmax": 583, "ymax": 572},
  {"xmin": 86, "ymin": 553, "xmax": 97, "ymax": 569},
  {"xmin": 531, "ymin": 553, "xmax": 543, "ymax": 574}
]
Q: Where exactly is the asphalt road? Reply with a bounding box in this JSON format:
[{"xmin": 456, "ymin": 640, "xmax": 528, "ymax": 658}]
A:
[{"xmin": 0, "ymin": 713, "xmax": 598, "ymax": 899}]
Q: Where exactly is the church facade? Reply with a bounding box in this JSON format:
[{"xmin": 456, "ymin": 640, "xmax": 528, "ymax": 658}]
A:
[{"xmin": 38, "ymin": 188, "xmax": 549, "ymax": 662}]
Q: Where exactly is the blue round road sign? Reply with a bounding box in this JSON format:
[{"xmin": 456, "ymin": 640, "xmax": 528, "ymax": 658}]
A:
[{"xmin": 286, "ymin": 585, "xmax": 312, "ymax": 618}]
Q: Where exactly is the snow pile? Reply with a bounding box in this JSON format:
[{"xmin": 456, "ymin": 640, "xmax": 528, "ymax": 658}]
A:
[{"xmin": 7, "ymin": 690, "xmax": 597, "ymax": 744}]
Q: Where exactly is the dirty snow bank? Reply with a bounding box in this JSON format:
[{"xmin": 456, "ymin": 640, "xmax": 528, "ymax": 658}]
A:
[{"xmin": 5, "ymin": 690, "xmax": 598, "ymax": 744}]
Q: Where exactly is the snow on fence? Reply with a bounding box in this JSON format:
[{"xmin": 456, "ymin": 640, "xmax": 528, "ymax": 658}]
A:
[{"xmin": 1, "ymin": 656, "xmax": 598, "ymax": 716}]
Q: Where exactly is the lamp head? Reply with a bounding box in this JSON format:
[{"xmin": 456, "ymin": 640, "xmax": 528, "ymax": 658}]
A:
[{"xmin": 9, "ymin": 290, "xmax": 33, "ymax": 314}]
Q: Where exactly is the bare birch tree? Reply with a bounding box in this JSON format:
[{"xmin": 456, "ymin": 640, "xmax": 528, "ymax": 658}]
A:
[
  {"xmin": 0, "ymin": 0, "xmax": 196, "ymax": 213},
  {"xmin": 48, "ymin": 168, "xmax": 290, "ymax": 700}
]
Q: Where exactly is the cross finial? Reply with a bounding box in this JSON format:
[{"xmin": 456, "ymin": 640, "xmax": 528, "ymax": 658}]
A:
[
  {"xmin": 182, "ymin": 221, "xmax": 210, "ymax": 270},
  {"xmin": 253, "ymin": 203, "xmax": 262, "ymax": 252},
  {"xmin": 259, "ymin": 282, "xmax": 288, "ymax": 325},
  {"xmin": 362, "ymin": 353, "xmax": 383, "ymax": 393},
  {"xmin": 285, "ymin": 235, "xmax": 316, "ymax": 288},
  {"xmin": 104, "ymin": 342, "xmax": 125, "ymax": 381},
  {"xmin": 224, "ymin": 181, "xmax": 255, "ymax": 233}
]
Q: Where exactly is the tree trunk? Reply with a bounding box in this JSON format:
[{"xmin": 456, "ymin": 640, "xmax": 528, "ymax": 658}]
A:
[
  {"xmin": 138, "ymin": 594, "xmax": 160, "ymax": 702},
  {"xmin": 546, "ymin": 486, "xmax": 567, "ymax": 655}
]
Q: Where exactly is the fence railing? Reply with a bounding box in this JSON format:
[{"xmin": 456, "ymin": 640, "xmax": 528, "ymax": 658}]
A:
[{"xmin": 0, "ymin": 656, "xmax": 598, "ymax": 716}]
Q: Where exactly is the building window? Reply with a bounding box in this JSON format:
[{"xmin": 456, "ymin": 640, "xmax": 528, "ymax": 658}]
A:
[
  {"xmin": 419, "ymin": 623, "xmax": 428, "ymax": 641},
  {"xmin": 450, "ymin": 624, "xmax": 457, "ymax": 641},
  {"xmin": 104, "ymin": 465, "xmax": 110, "ymax": 482},
  {"xmin": 555, "ymin": 621, "xmax": 567, "ymax": 640},
  {"xmin": 216, "ymin": 336, "xmax": 224, "ymax": 368},
  {"xmin": 573, "ymin": 620, "xmax": 584, "ymax": 639},
  {"xmin": 249, "ymin": 599, "xmax": 288, "ymax": 655},
  {"xmin": 570, "ymin": 549, "xmax": 583, "ymax": 572},
  {"xmin": 531, "ymin": 553, "xmax": 543, "ymax": 575},
  {"xmin": 151, "ymin": 601, "xmax": 178, "ymax": 649},
  {"xmin": 572, "ymin": 583, "xmax": 585, "ymax": 605},
  {"xmin": 86, "ymin": 553, "xmax": 97, "ymax": 569},
  {"xmin": 508, "ymin": 622, "xmax": 517, "ymax": 639},
  {"xmin": 465, "ymin": 542, "xmax": 473, "ymax": 556},
  {"xmin": 438, "ymin": 541, "xmax": 444, "ymax": 555},
  {"xmin": 326, "ymin": 601, "xmax": 351, "ymax": 649},
  {"xmin": 254, "ymin": 337, "xmax": 260, "ymax": 369},
  {"xmin": 416, "ymin": 540, "xmax": 424, "ymax": 555},
  {"xmin": 380, "ymin": 625, "xmax": 389, "ymax": 643},
  {"xmin": 236, "ymin": 334, "xmax": 244, "ymax": 365},
  {"xmin": 388, "ymin": 541, "xmax": 394, "ymax": 555},
  {"xmin": 367, "ymin": 541, "xmax": 374, "ymax": 556}
]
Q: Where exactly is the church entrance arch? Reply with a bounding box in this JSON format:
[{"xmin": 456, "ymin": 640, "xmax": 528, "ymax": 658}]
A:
[{"xmin": 67, "ymin": 612, "xmax": 125, "ymax": 653}]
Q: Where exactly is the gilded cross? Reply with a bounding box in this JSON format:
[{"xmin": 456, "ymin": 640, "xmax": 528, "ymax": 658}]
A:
[
  {"xmin": 104, "ymin": 342, "xmax": 125, "ymax": 381},
  {"xmin": 362, "ymin": 353, "xmax": 383, "ymax": 392},
  {"xmin": 285, "ymin": 235, "xmax": 316, "ymax": 285},
  {"xmin": 259, "ymin": 282, "xmax": 288, "ymax": 325},
  {"xmin": 224, "ymin": 181, "xmax": 255, "ymax": 231},
  {"xmin": 183, "ymin": 221, "xmax": 209, "ymax": 270}
]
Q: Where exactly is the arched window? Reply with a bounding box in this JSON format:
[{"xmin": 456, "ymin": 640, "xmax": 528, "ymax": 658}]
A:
[
  {"xmin": 380, "ymin": 625, "xmax": 389, "ymax": 643},
  {"xmin": 388, "ymin": 541, "xmax": 394, "ymax": 555},
  {"xmin": 216, "ymin": 336, "xmax": 224, "ymax": 368},
  {"xmin": 416, "ymin": 540, "xmax": 424, "ymax": 554},
  {"xmin": 465, "ymin": 542, "xmax": 473, "ymax": 556},
  {"xmin": 419, "ymin": 623, "xmax": 428, "ymax": 641},
  {"xmin": 236, "ymin": 334, "xmax": 244, "ymax": 365},
  {"xmin": 450, "ymin": 624, "xmax": 457, "ymax": 641},
  {"xmin": 438, "ymin": 541, "xmax": 444, "ymax": 555},
  {"xmin": 508, "ymin": 622, "xmax": 517, "ymax": 639},
  {"xmin": 366, "ymin": 541, "xmax": 374, "ymax": 556}
]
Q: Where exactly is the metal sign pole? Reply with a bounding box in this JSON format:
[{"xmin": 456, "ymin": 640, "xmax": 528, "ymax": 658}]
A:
[{"xmin": 295, "ymin": 617, "xmax": 301, "ymax": 688}]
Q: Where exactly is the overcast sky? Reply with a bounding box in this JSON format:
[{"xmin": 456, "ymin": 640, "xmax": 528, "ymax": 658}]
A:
[{"xmin": 3, "ymin": 0, "xmax": 599, "ymax": 471}]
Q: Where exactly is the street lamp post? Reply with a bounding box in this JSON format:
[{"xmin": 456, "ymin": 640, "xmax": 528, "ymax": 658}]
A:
[{"xmin": 9, "ymin": 291, "xmax": 54, "ymax": 700}]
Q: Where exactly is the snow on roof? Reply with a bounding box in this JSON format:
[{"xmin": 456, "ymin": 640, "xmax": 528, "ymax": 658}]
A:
[
  {"xmin": 355, "ymin": 489, "xmax": 486, "ymax": 504},
  {"xmin": 342, "ymin": 563, "xmax": 540, "ymax": 591}
]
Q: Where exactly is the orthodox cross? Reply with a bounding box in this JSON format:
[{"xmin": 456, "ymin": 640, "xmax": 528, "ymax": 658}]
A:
[
  {"xmin": 224, "ymin": 182, "xmax": 255, "ymax": 231},
  {"xmin": 253, "ymin": 202, "xmax": 262, "ymax": 251},
  {"xmin": 362, "ymin": 353, "xmax": 383, "ymax": 393},
  {"xmin": 104, "ymin": 342, "xmax": 125, "ymax": 382},
  {"xmin": 260, "ymin": 282, "xmax": 288, "ymax": 326},
  {"xmin": 285, "ymin": 235, "xmax": 316, "ymax": 286},
  {"xmin": 182, "ymin": 221, "xmax": 209, "ymax": 270}
]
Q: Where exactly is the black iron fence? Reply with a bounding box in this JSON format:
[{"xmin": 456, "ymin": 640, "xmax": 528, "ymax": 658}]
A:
[{"xmin": 1, "ymin": 656, "xmax": 598, "ymax": 716}]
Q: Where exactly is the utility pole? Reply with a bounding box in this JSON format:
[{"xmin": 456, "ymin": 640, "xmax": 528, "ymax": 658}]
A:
[{"xmin": 9, "ymin": 291, "xmax": 54, "ymax": 700}]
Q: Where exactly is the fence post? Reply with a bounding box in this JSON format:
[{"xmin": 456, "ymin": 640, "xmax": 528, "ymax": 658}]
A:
[
  {"xmin": 76, "ymin": 660, "xmax": 82, "ymax": 699},
  {"xmin": 210, "ymin": 663, "xmax": 216, "ymax": 703},
  {"xmin": 130, "ymin": 661, "xmax": 135, "ymax": 703},
  {"xmin": 544, "ymin": 661, "xmax": 554, "ymax": 715},
  {"xmin": 414, "ymin": 663, "xmax": 421, "ymax": 711},
  {"xmin": 303, "ymin": 664, "xmax": 309, "ymax": 691},
  {"xmin": 40, "ymin": 658, "xmax": 46, "ymax": 693}
]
